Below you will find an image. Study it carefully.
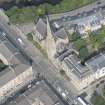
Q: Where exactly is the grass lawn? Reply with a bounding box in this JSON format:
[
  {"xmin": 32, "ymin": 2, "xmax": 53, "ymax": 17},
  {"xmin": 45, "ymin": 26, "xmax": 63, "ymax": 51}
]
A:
[
  {"xmin": 91, "ymin": 94, "xmax": 105, "ymax": 105},
  {"xmin": 26, "ymin": 32, "xmax": 42, "ymax": 50},
  {"xmin": 26, "ymin": 33, "xmax": 47, "ymax": 57},
  {"xmin": 0, "ymin": 60, "xmax": 7, "ymax": 72},
  {"xmin": 73, "ymin": 38, "xmax": 86, "ymax": 51},
  {"xmin": 102, "ymin": 87, "xmax": 105, "ymax": 97},
  {"xmin": 5, "ymin": 0, "xmax": 97, "ymax": 24},
  {"xmin": 69, "ymin": 33, "xmax": 80, "ymax": 42},
  {"xmin": 71, "ymin": 34, "xmax": 89, "ymax": 61},
  {"xmin": 33, "ymin": 40, "xmax": 47, "ymax": 57},
  {"xmin": 6, "ymin": 5, "xmax": 46, "ymax": 24},
  {"xmin": 27, "ymin": 33, "xmax": 33, "ymax": 41}
]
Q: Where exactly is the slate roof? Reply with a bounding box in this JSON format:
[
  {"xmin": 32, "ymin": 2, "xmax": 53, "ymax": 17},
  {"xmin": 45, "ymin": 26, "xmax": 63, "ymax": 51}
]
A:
[
  {"xmin": 51, "ymin": 9, "xmax": 105, "ymax": 35},
  {"xmin": 36, "ymin": 18, "xmax": 47, "ymax": 38},
  {"xmin": 86, "ymin": 54, "xmax": 105, "ymax": 72},
  {"xmin": 54, "ymin": 28, "xmax": 68, "ymax": 40}
]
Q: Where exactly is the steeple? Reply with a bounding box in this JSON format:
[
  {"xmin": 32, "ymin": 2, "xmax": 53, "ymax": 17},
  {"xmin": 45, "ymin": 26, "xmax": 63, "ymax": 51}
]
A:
[{"xmin": 46, "ymin": 16, "xmax": 56, "ymax": 59}]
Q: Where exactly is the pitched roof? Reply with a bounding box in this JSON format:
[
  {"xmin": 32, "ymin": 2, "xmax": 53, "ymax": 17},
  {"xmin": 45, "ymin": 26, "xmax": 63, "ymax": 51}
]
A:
[
  {"xmin": 86, "ymin": 54, "xmax": 105, "ymax": 72},
  {"xmin": 36, "ymin": 18, "xmax": 47, "ymax": 38},
  {"xmin": 54, "ymin": 28, "xmax": 68, "ymax": 40}
]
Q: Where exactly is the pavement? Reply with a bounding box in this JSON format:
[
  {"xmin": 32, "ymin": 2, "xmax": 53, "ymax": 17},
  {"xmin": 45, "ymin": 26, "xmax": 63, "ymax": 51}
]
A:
[
  {"xmin": 49, "ymin": 0, "xmax": 105, "ymax": 20},
  {"xmin": 16, "ymin": 23, "xmax": 36, "ymax": 35}
]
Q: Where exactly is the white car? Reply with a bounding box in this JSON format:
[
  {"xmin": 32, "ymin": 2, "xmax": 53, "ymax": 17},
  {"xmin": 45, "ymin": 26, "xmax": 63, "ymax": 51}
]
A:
[
  {"xmin": 27, "ymin": 84, "xmax": 32, "ymax": 89},
  {"xmin": 17, "ymin": 38, "xmax": 24, "ymax": 45},
  {"xmin": 2, "ymin": 32, "xmax": 6, "ymax": 36}
]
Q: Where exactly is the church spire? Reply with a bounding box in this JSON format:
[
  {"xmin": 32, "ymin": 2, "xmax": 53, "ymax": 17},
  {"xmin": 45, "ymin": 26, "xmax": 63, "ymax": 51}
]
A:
[{"xmin": 46, "ymin": 16, "xmax": 56, "ymax": 59}]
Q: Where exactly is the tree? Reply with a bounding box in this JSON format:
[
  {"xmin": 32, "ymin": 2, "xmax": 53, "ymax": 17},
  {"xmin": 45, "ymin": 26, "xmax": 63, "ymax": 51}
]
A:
[
  {"xmin": 73, "ymin": 38, "xmax": 86, "ymax": 51},
  {"xmin": 27, "ymin": 33, "xmax": 33, "ymax": 41},
  {"xmin": 79, "ymin": 47, "xmax": 89, "ymax": 62},
  {"xmin": 15, "ymin": 0, "xmax": 32, "ymax": 4}
]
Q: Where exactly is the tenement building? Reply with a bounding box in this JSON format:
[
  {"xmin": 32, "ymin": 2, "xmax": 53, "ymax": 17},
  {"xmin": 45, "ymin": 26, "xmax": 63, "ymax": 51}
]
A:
[
  {"xmin": 6, "ymin": 80, "xmax": 65, "ymax": 105},
  {"xmin": 0, "ymin": 32, "xmax": 34, "ymax": 104},
  {"xmin": 51, "ymin": 7, "xmax": 105, "ymax": 37}
]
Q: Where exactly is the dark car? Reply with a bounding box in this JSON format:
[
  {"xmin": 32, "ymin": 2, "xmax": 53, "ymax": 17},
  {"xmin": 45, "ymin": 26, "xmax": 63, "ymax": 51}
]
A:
[
  {"xmin": 96, "ymin": 84, "xmax": 99, "ymax": 88},
  {"xmin": 100, "ymin": 80, "xmax": 105, "ymax": 84}
]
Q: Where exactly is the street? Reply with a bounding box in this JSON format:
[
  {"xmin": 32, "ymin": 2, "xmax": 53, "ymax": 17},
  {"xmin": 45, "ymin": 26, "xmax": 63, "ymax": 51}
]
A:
[{"xmin": 49, "ymin": 0, "xmax": 105, "ymax": 20}]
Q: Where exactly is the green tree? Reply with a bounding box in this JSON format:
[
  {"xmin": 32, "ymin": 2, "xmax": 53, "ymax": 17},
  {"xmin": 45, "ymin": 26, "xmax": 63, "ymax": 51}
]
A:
[
  {"xmin": 79, "ymin": 47, "xmax": 89, "ymax": 62},
  {"xmin": 73, "ymin": 38, "xmax": 86, "ymax": 51}
]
